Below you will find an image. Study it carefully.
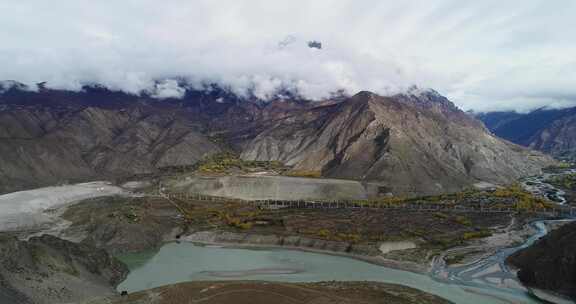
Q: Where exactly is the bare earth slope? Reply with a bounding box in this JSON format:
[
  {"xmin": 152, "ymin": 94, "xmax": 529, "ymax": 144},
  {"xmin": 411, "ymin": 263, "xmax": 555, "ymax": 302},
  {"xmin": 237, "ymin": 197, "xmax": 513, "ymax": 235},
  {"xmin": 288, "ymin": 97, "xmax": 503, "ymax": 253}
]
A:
[
  {"xmin": 478, "ymin": 107, "xmax": 576, "ymax": 160},
  {"xmin": 0, "ymin": 234, "xmax": 128, "ymax": 304},
  {"xmin": 0, "ymin": 100, "xmax": 221, "ymax": 193},
  {"xmin": 88, "ymin": 281, "xmax": 452, "ymax": 304},
  {"xmin": 0, "ymin": 85, "xmax": 553, "ymax": 195},
  {"xmin": 239, "ymin": 91, "xmax": 553, "ymax": 195},
  {"xmin": 529, "ymin": 113, "xmax": 576, "ymax": 159}
]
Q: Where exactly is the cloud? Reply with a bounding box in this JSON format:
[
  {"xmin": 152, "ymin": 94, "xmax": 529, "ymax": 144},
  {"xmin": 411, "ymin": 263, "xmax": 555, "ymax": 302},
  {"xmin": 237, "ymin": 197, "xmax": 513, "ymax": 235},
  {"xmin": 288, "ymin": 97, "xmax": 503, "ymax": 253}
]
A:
[
  {"xmin": 0, "ymin": 0, "xmax": 575, "ymax": 112},
  {"xmin": 150, "ymin": 80, "xmax": 186, "ymax": 99}
]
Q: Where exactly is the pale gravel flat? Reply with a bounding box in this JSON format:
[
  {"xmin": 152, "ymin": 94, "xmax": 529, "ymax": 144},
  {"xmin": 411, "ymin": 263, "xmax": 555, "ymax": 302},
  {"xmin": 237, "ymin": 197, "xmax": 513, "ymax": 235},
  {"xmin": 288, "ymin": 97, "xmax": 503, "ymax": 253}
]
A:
[{"xmin": 0, "ymin": 181, "xmax": 125, "ymax": 231}]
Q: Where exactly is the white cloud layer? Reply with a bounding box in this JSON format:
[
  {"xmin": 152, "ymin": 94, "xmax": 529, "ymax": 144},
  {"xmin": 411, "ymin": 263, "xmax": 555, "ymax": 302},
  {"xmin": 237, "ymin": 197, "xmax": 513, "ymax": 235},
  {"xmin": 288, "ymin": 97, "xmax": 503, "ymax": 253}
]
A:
[
  {"xmin": 150, "ymin": 80, "xmax": 186, "ymax": 99},
  {"xmin": 0, "ymin": 0, "xmax": 575, "ymax": 112}
]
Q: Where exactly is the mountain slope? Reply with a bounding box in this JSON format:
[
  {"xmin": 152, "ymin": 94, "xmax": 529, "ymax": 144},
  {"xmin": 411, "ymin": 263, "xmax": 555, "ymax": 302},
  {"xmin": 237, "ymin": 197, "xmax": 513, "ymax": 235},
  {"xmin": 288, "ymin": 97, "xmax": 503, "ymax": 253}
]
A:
[
  {"xmin": 507, "ymin": 221, "xmax": 576, "ymax": 301},
  {"xmin": 0, "ymin": 85, "xmax": 554, "ymax": 195},
  {"xmin": 0, "ymin": 98, "xmax": 221, "ymax": 193},
  {"xmin": 0, "ymin": 234, "xmax": 128, "ymax": 304},
  {"xmin": 238, "ymin": 91, "xmax": 553, "ymax": 195},
  {"xmin": 478, "ymin": 107, "xmax": 576, "ymax": 160}
]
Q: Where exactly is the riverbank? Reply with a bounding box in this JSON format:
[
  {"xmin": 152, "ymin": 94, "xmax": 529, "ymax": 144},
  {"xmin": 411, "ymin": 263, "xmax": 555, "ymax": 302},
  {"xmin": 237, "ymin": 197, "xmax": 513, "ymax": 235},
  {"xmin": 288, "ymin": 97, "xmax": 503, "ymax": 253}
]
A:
[
  {"xmin": 2, "ymin": 171, "xmax": 572, "ymax": 304},
  {"xmin": 0, "ymin": 215, "xmax": 545, "ymax": 304},
  {"xmin": 39, "ymin": 187, "xmax": 548, "ymax": 278},
  {"xmin": 87, "ymin": 281, "xmax": 454, "ymax": 304},
  {"xmin": 55, "ymin": 193, "xmax": 521, "ymax": 275},
  {"xmin": 433, "ymin": 216, "xmax": 535, "ymax": 268},
  {"xmin": 115, "ymin": 240, "xmax": 541, "ymax": 304},
  {"xmin": 178, "ymin": 215, "xmax": 551, "ymax": 280},
  {"xmin": 182, "ymin": 230, "xmax": 427, "ymax": 273},
  {"xmin": 507, "ymin": 220, "xmax": 576, "ymax": 303}
]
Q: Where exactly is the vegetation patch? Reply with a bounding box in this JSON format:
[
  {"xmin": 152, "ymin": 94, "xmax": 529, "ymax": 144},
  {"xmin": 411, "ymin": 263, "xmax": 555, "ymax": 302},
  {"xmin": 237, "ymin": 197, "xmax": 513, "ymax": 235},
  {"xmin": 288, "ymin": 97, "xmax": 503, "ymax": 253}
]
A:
[
  {"xmin": 491, "ymin": 184, "xmax": 553, "ymax": 211},
  {"xmin": 546, "ymin": 173, "xmax": 576, "ymax": 192},
  {"xmin": 197, "ymin": 152, "xmax": 287, "ymax": 174},
  {"xmin": 285, "ymin": 170, "xmax": 322, "ymax": 178},
  {"xmin": 462, "ymin": 230, "xmax": 492, "ymax": 240},
  {"xmin": 545, "ymin": 162, "xmax": 574, "ymax": 171},
  {"xmin": 444, "ymin": 253, "xmax": 467, "ymax": 265},
  {"xmin": 453, "ymin": 216, "xmax": 472, "ymax": 226}
]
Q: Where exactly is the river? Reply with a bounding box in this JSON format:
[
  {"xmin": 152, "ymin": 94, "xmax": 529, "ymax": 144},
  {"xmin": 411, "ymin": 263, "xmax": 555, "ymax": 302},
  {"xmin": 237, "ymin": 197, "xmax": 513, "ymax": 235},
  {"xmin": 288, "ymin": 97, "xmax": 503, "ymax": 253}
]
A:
[
  {"xmin": 0, "ymin": 172, "xmax": 571, "ymax": 303},
  {"xmin": 117, "ymin": 242, "xmax": 540, "ymax": 304},
  {"xmin": 522, "ymin": 168, "xmax": 576, "ymax": 204},
  {"xmin": 117, "ymin": 168, "xmax": 576, "ymax": 304}
]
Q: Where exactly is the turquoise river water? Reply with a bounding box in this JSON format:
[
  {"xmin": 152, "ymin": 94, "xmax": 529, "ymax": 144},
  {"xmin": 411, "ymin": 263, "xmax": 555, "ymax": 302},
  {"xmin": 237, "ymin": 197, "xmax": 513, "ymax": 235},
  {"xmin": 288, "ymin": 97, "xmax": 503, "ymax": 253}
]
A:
[
  {"xmin": 117, "ymin": 242, "xmax": 542, "ymax": 304},
  {"xmin": 117, "ymin": 169, "xmax": 576, "ymax": 304}
]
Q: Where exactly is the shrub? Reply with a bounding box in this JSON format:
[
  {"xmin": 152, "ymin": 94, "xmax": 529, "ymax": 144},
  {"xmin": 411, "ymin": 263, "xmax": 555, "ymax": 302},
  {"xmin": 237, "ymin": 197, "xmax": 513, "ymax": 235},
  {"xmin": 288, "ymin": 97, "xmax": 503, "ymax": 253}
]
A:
[
  {"xmin": 336, "ymin": 233, "xmax": 361, "ymax": 243},
  {"xmin": 197, "ymin": 152, "xmax": 287, "ymax": 174},
  {"xmin": 463, "ymin": 230, "xmax": 492, "ymax": 240},
  {"xmin": 492, "ymin": 184, "xmax": 552, "ymax": 211},
  {"xmin": 453, "ymin": 216, "xmax": 472, "ymax": 226},
  {"xmin": 236, "ymin": 222, "xmax": 253, "ymax": 230},
  {"xmin": 286, "ymin": 170, "xmax": 322, "ymax": 178},
  {"xmin": 434, "ymin": 212, "xmax": 449, "ymax": 219},
  {"xmin": 317, "ymin": 229, "xmax": 330, "ymax": 238}
]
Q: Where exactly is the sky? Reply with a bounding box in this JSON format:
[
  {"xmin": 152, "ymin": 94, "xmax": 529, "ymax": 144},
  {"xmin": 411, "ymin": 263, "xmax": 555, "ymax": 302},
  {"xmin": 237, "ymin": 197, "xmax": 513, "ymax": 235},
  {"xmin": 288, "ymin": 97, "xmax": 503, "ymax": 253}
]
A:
[{"xmin": 0, "ymin": 0, "xmax": 575, "ymax": 112}]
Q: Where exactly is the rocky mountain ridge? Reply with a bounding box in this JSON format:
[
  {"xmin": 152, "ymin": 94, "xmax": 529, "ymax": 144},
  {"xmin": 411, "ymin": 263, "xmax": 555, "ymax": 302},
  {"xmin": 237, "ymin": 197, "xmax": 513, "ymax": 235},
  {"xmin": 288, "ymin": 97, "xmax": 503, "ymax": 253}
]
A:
[
  {"xmin": 237, "ymin": 91, "xmax": 552, "ymax": 194},
  {"xmin": 478, "ymin": 107, "xmax": 576, "ymax": 160},
  {"xmin": 0, "ymin": 83, "xmax": 554, "ymax": 195}
]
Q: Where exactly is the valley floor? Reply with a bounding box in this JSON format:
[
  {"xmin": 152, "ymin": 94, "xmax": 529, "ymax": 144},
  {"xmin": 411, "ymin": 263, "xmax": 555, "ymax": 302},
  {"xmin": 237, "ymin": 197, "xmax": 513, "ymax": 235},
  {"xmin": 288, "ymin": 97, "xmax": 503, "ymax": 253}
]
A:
[
  {"xmin": 55, "ymin": 193, "xmax": 515, "ymax": 271},
  {"xmin": 2, "ymin": 166, "xmax": 575, "ymax": 304}
]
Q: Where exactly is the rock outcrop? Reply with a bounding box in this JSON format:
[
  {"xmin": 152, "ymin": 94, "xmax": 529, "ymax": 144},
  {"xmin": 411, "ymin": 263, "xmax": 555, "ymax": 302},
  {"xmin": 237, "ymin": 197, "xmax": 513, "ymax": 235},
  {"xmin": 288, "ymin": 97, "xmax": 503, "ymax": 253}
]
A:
[{"xmin": 0, "ymin": 234, "xmax": 128, "ymax": 304}]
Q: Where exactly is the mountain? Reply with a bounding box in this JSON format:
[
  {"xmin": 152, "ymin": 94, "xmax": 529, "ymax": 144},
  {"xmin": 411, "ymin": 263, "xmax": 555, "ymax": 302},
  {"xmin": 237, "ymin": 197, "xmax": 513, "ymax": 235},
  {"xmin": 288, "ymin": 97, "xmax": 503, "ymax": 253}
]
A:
[
  {"xmin": 0, "ymin": 82, "xmax": 554, "ymax": 195},
  {"xmin": 238, "ymin": 91, "xmax": 551, "ymax": 194},
  {"xmin": 0, "ymin": 89, "xmax": 222, "ymax": 193},
  {"xmin": 507, "ymin": 221, "xmax": 576, "ymax": 301},
  {"xmin": 0, "ymin": 234, "xmax": 127, "ymax": 304},
  {"xmin": 477, "ymin": 107, "xmax": 576, "ymax": 160}
]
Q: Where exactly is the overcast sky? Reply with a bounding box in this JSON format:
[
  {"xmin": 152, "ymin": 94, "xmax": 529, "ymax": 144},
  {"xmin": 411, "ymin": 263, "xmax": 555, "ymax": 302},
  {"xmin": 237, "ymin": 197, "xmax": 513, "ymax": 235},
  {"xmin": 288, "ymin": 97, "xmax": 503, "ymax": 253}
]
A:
[{"xmin": 1, "ymin": 0, "xmax": 575, "ymax": 112}]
